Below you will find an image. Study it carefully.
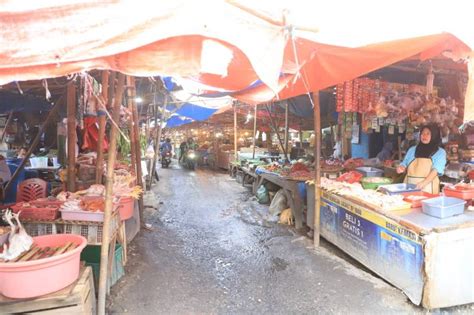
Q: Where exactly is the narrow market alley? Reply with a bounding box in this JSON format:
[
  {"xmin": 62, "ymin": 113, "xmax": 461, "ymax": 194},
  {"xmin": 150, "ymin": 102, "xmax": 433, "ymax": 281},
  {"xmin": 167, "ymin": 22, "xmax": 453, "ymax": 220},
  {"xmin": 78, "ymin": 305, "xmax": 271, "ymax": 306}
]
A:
[{"xmin": 108, "ymin": 165, "xmax": 459, "ymax": 314}]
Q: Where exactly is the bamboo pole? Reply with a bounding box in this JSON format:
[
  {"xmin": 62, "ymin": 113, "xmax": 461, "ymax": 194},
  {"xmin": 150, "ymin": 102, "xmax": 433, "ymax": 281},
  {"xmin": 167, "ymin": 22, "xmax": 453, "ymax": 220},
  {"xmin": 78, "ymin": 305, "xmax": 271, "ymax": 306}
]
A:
[
  {"xmin": 127, "ymin": 90, "xmax": 137, "ymax": 174},
  {"xmin": 150, "ymin": 99, "xmax": 166, "ymax": 187},
  {"xmin": 252, "ymin": 104, "xmax": 257, "ymax": 159},
  {"xmin": 127, "ymin": 76, "xmax": 145, "ymax": 224},
  {"xmin": 67, "ymin": 81, "xmax": 77, "ymax": 192},
  {"xmin": 313, "ymin": 92, "xmax": 321, "ymax": 247},
  {"xmin": 284, "ymin": 102, "xmax": 289, "ymax": 159},
  {"xmin": 4, "ymin": 97, "xmax": 63, "ymax": 196},
  {"xmin": 0, "ymin": 111, "xmax": 13, "ymax": 144},
  {"xmin": 233, "ymin": 102, "xmax": 238, "ymax": 161},
  {"xmin": 96, "ymin": 71, "xmax": 109, "ymax": 184},
  {"xmin": 97, "ymin": 73, "xmax": 125, "ymax": 315}
]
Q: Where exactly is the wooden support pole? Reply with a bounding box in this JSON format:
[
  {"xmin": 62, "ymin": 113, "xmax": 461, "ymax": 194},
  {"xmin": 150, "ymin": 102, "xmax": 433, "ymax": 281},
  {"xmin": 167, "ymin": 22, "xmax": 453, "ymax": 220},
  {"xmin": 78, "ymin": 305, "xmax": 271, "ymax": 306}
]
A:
[
  {"xmin": 150, "ymin": 98, "xmax": 165, "ymax": 188},
  {"xmin": 264, "ymin": 104, "xmax": 288, "ymax": 160},
  {"xmin": 127, "ymin": 76, "xmax": 145, "ymax": 224},
  {"xmin": 4, "ymin": 98, "xmax": 63, "ymax": 196},
  {"xmin": 97, "ymin": 73, "xmax": 125, "ymax": 315},
  {"xmin": 313, "ymin": 92, "xmax": 321, "ymax": 247},
  {"xmin": 127, "ymin": 85, "xmax": 137, "ymax": 175},
  {"xmin": 67, "ymin": 81, "xmax": 77, "ymax": 192},
  {"xmin": 96, "ymin": 71, "xmax": 109, "ymax": 184},
  {"xmin": 234, "ymin": 102, "xmax": 238, "ymax": 161},
  {"xmin": 252, "ymin": 104, "xmax": 257, "ymax": 159},
  {"xmin": 0, "ymin": 111, "xmax": 13, "ymax": 144},
  {"xmin": 285, "ymin": 101, "xmax": 289, "ymax": 158}
]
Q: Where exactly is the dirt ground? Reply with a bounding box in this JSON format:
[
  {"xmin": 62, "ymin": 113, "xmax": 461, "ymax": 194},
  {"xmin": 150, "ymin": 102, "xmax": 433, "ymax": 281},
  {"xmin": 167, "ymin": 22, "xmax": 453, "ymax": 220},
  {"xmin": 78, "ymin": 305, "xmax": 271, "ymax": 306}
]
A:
[{"xmin": 108, "ymin": 165, "xmax": 474, "ymax": 314}]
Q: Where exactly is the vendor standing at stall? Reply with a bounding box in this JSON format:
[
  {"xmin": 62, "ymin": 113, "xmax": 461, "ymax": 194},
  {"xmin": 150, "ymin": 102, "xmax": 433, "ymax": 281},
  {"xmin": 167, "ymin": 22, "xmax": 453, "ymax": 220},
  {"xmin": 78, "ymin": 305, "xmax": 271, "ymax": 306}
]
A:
[{"xmin": 396, "ymin": 124, "xmax": 446, "ymax": 194}]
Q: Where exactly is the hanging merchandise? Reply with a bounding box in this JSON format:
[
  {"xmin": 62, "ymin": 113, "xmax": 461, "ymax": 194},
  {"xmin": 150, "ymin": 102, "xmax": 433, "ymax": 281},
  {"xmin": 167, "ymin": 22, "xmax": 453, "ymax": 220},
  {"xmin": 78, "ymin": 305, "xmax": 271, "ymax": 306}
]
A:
[
  {"xmin": 262, "ymin": 132, "xmax": 267, "ymax": 142},
  {"xmin": 388, "ymin": 125, "xmax": 395, "ymax": 135},
  {"xmin": 336, "ymin": 76, "xmax": 462, "ymax": 132},
  {"xmin": 255, "ymin": 130, "xmax": 260, "ymax": 139}
]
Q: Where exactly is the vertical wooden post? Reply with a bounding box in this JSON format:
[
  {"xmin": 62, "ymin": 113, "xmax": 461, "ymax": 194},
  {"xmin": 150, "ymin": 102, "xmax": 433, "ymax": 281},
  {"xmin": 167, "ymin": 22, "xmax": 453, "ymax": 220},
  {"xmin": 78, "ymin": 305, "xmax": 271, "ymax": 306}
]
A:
[
  {"xmin": 284, "ymin": 101, "xmax": 289, "ymax": 160},
  {"xmin": 0, "ymin": 111, "xmax": 13, "ymax": 143},
  {"xmin": 98, "ymin": 73, "xmax": 125, "ymax": 315},
  {"xmin": 67, "ymin": 81, "xmax": 77, "ymax": 192},
  {"xmin": 313, "ymin": 92, "xmax": 321, "ymax": 247},
  {"xmin": 150, "ymin": 98, "xmax": 165, "ymax": 186},
  {"xmin": 234, "ymin": 102, "xmax": 238, "ymax": 161},
  {"xmin": 127, "ymin": 76, "xmax": 145, "ymax": 224},
  {"xmin": 127, "ymin": 88, "xmax": 137, "ymax": 174},
  {"xmin": 252, "ymin": 104, "xmax": 257, "ymax": 159},
  {"xmin": 96, "ymin": 71, "xmax": 109, "ymax": 184}
]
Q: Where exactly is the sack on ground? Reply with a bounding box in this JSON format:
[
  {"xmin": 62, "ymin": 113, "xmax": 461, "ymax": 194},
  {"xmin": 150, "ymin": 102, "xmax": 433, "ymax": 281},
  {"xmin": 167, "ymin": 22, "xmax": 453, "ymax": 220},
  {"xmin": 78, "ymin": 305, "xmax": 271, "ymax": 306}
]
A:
[
  {"xmin": 256, "ymin": 185, "xmax": 270, "ymax": 204},
  {"xmin": 269, "ymin": 189, "xmax": 288, "ymax": 216}
]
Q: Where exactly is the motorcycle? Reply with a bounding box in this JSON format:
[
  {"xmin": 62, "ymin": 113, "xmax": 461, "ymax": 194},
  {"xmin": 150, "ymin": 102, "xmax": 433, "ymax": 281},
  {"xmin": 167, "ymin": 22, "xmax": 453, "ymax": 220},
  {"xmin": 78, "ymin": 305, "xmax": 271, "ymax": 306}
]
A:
[
  {"xmin": 161, "ymin": 150, "xmax": 172, "ymax": 168},
  {"xmin": 184, "ymin": 149, "xmax": 197, "ymax": 170}
]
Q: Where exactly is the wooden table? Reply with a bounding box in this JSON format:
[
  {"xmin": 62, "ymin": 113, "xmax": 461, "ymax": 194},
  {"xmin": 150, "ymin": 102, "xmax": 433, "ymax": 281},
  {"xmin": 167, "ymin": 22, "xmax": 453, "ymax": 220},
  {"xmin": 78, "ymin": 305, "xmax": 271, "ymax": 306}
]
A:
[
  {"xmin": 0, "ymin": 266, "xmax": 96, "ymax": 314},
  {"xmin": 253, "ymin": 172, "xmax": 305, "ymax": 229},
  {"xmin": 241, "ymin": 167, "xmax": 257, "ymax": 187}
]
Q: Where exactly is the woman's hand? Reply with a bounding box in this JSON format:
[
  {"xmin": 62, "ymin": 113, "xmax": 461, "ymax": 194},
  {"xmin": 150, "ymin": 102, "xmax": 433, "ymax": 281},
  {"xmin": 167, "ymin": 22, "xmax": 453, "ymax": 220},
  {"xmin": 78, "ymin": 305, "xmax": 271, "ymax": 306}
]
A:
[
  {"xmin": 416, "ymin": 181, "xmax": 427, "ymax": 190},
  {"xmin": 396, "ymin": 165, "xmax": 406, "ymax": 174}
]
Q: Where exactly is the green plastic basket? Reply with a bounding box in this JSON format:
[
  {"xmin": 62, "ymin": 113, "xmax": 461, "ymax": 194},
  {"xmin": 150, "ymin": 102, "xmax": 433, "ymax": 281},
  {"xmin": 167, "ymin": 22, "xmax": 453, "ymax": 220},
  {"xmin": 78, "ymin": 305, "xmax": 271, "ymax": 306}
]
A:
[
  {"xmin": 361, "ymin": 177, "xmax": 393, "ymax": 190},
  {"xmin": 81, "ymin": 244, "xmax": 124, "ymax": 291}
]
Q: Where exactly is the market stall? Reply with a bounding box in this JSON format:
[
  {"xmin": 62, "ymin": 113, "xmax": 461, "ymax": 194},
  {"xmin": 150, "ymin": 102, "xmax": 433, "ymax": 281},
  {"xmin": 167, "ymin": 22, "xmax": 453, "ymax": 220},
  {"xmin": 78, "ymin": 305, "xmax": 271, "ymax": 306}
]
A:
[{"xmin": 306, "ymin": 178, "xmax": 474, "ymax": 309}]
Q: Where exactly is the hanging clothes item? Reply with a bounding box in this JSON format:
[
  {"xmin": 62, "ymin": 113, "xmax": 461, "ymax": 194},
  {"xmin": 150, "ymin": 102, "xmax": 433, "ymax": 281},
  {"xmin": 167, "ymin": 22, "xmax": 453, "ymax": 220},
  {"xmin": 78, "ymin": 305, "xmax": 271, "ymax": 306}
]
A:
[{"xmin": 82, "ymin": 115, "xmax": 108, "ymax": 151}]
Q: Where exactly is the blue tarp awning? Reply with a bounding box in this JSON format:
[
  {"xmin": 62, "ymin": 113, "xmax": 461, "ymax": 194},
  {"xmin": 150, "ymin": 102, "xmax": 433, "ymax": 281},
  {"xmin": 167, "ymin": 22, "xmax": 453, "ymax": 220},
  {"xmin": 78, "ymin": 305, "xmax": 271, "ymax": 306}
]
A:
[{"xmin": 166, "ymin": 103, "xmax": 217, "ymax": 122}]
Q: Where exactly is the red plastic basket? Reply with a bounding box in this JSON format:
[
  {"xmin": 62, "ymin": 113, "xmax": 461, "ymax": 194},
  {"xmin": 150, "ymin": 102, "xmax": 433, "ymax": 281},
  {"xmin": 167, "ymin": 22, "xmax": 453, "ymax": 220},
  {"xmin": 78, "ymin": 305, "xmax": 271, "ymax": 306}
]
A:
[
  {"xmin": 10, "ymin": 202, "xmax": 60, "ymax": 221},
  {"xmin": 401, "ymin": 191, "xmax": 438, "ymax": 208},
  {"xmin": 443, "ymin": 185, "xmax": 474, "ymax": 201}
]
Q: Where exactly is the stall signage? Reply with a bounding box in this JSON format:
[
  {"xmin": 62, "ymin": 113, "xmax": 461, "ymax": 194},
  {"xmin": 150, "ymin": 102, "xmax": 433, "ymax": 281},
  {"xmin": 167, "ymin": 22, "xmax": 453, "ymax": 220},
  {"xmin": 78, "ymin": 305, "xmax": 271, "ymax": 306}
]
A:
[{"xmin": 320, "ymin": 194, "xmax": 425, "ymax": 304}]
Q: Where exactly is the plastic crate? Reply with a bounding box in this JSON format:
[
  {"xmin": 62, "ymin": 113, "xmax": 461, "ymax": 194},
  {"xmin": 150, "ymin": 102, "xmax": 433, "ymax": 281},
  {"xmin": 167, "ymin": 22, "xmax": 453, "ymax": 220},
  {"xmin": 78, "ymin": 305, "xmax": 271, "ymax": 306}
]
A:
[
  {"xmin": 422, "ymin": 196, "xmax": 466, "ymax": 219},
  {"xmin": 82, "ymin": 244, "xmax": 125, "ymax": 291},
  {"xmin": 11, "ymin": 203, "xmax": 60, "ymax": 221}
]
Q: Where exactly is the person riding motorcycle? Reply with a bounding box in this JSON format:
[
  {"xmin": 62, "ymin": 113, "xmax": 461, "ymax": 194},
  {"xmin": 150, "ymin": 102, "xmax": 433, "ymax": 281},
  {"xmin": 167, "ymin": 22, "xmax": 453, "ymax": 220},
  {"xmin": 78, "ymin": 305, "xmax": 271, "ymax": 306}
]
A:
[
  {"xmin": 160, "ymin": 138, "xmax": 173, "ymax": 168},
  {"xmin": 160, "ymin": 138, "xmax": 173, "ymax": 154}
]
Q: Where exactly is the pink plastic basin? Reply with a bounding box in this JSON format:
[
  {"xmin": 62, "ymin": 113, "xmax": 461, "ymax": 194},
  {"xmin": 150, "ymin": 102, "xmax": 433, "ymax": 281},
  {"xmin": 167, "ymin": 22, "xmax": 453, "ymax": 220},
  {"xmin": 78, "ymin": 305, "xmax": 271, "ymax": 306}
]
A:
[
  {"xmin": 0, "ymin": 234, "xmax": 87, "ymax": 299},
  {"xmin": 118, "ymin": 196, "xmax": 134, "ymax": 220}
]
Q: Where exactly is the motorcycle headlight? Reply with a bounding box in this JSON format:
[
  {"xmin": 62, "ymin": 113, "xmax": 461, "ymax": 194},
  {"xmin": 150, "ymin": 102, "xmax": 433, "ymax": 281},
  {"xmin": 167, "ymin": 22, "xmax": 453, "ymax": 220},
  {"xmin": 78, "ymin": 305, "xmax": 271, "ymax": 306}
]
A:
[{"xmin": 188, "ymin": 153, "xmax": 196, "ymax": 159}]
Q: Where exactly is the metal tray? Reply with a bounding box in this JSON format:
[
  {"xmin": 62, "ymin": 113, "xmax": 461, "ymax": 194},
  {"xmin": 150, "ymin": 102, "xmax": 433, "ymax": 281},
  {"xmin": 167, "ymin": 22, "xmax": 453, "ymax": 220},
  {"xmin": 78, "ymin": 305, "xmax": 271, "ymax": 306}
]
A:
[
  {"xmin": 378, "ymin": 183, "xmax": 420, "ymax": 195},
  {"xmin": 355, "ymin": 167, "xmax": 383, "ymax": 177}
]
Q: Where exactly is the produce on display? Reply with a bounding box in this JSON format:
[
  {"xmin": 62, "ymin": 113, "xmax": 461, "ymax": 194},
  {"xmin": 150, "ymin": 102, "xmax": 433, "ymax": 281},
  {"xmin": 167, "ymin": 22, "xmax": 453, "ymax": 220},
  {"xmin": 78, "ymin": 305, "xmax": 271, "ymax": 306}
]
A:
[
  {"xmin": 318, "ymin": 178, "xmax": 410, "ymax": 211},
  {"xmin": 1, "ymin": 242, "xmax": 79, "ymax": 263},
  {"xmin": 0, "ymin": 210, "xmax": 34, "ymax": 261},
  {"xmin": 337, "ymin": 171, "xmax": 363, "ymax": 184},
  {"xmin": 343, "ymin": 158, "xmax": 364, "ymax": 170}
]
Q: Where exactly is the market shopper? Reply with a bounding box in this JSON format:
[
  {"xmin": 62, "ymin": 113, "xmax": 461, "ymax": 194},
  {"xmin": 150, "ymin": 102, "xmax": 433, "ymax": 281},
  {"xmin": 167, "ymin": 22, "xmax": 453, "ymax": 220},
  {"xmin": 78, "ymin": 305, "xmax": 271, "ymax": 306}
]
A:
[{"xmin": 396, "ymin": 124, "xmax": 446, "ymax": 194}]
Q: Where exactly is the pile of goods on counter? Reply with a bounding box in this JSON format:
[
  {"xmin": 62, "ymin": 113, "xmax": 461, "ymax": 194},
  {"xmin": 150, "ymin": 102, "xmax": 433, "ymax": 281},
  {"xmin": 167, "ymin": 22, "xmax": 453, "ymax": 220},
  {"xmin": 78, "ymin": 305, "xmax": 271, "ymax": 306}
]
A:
[
  {"xmin": 256, "ymin": 159, "xmax": 315, "ymax": 180},
  {"xmin": 315, "ymin": 178, "xmax": 411, "ymax": 211},
  {"xmin": 8, "ymin": 168, "xmax": 143, "ymax": 223},
  {"xmin": 280, "ymin": 161, "xmax": 314, "ymax": 180}
]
